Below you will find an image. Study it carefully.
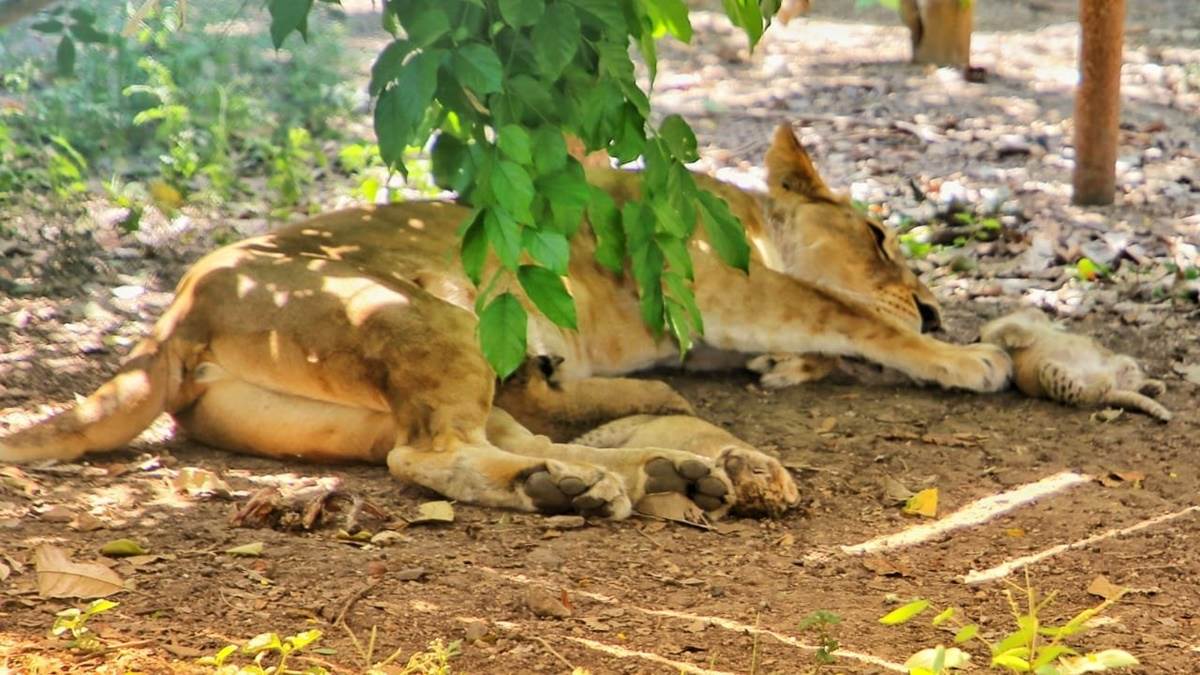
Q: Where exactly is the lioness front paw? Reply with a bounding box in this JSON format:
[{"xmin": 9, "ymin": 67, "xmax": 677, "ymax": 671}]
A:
[
  {"xmin": 641, "ymin": 454, "xmax": 734, "ymax": 515},
  {"xmin": 522, "ymin": 461, "xmax": 632, "ymax": 520},
  {"xmin": 1139, "ymin": 379, "xmax": 1166, "ymax": 398},
  {"xmin": 718, "ymin": 446, "xmax": 800, "ymax": 517},
  {"xmin": 934, "ymin": 342, "xmax": 1012, "ymax": 392}
]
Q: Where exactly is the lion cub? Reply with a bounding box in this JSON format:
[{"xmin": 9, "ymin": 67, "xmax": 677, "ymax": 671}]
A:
[{"xmin": 980, "ymin": 308, "xmax": 1171, "ymax": 422}]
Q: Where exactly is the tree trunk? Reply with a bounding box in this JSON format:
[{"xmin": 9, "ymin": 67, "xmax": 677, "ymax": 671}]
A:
[
  {"xmin": 899, "ymin": 0, "xmax": 973, "ymax": 67},
  {"xmin": 1072, "ymin": 0, "xmax": 1126, "ymax": 206}
]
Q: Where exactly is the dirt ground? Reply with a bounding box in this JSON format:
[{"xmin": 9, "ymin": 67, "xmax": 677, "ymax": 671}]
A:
[{"xmin": 2, "ymin": 1, "xmax": 1199, "ymax": 673}]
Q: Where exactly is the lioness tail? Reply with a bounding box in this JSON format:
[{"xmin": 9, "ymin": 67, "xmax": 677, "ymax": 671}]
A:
[{"xmin": 0, "ymin": 338, "xmax": 176, "ymax": 463}]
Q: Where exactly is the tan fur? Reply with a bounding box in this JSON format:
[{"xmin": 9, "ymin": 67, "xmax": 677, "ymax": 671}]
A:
[
  {"xmin": 981, "ymin": 308, "xmax": 1171, "ymax": 422},
  {"xmin": 0, "ymin": 124, "xmax": 1011, "ymax": 518}
]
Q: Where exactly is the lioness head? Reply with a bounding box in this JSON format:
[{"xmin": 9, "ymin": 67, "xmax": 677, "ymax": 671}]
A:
[{"xmin": 762, "ymin": 124, "xmax": 942, "ymax": 333}]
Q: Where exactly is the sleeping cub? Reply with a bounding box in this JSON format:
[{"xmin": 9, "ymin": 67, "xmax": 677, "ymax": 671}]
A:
[{"xmin": 980, "ymin": 308, "xmax": 1171, "ymax": 422}]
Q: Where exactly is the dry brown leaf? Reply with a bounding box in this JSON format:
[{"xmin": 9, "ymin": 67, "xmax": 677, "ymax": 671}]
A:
[
  {"xmin": 172, "ymin": 467, "xmax": 232, "ymax": 498},
  {"xmin": 1172, "ymin": 362, "xmax": 1200, "ymax": 385},
  {"xmin": 409, "ymin": 500, "xmax": 455, "ymax": 525},
  {"xmin": 816, "ymin": 417, "xmax": 838, "ymax": 434},
  {"xmin": 0, "ymin": 561, "xmax": 9, "ymax": 582},
  {"xmin": 635, "ymin": 493, "xmax": 712, "ymax": 530},
  {"xmin": 1087, "ymin": 574, "xmax": 1126, "ymax": 601},
  {"xmin": 882, "ymin": 475, "xmax": 916, "ymax": 504},
  {"xmin": 1004, "ymin": 528, "xmax": 1026, "ymax": 538},
  {"xmin": 34, "ymin": 544, "xmax": 124, "ymax": 599},
  {"xmin": 1098, "ymin": 470, "xmax": 1146, "ymax": 488},
  {"xmin": 862, "ymin": 556, "xmax": 913, "ymax": 577}
]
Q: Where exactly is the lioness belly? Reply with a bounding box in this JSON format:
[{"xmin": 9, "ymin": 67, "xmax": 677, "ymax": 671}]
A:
[{"xmin": 176, "ymin": 376, "xmax": 397, "ymax": 463}]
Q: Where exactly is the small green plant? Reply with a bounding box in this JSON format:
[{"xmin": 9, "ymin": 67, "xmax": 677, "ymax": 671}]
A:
[
  {"xmin": 1073, "ymin": 257, "xmax": 1111, "ymax": 282},
  {"xmin": 798, "ymin": 610, "xmax": 842, "ymax": 668},
  {"xmin": 198, "ymin": 628, "xmax": 328, "ymax": 675},
  {"xmin": 50, "ymin": 598, "xmax": 119, "ymax": 652},
  {"xmin": 396, "ymin": 638, "xmax": 461, "ymax": 675},
  {"xmin": 879, "ymin": 573, "xmax": 1139, "ymax": 674}
]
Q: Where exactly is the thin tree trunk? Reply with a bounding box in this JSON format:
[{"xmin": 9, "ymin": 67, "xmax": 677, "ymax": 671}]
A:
[
  {"xmin": 1072, "ymin": 0, "xmax": 1126, "ymax": 206},
  {"xmin": 899, "ymin": 0, "xmax": 973, "ymax": 67}
]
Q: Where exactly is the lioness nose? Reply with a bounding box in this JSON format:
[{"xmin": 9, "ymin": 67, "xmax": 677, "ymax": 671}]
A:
[{"xmin": 916, "ymin": 296, "xmax": 941, "ymax": 333}]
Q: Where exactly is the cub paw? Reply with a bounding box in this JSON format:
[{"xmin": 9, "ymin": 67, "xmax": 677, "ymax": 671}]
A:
[
  {"xmin": 747, "ymin": 354, "xmax": 838, "ymax": 389},
  {"xmin": 522, "ymin": 461, "xmax": 632, "ymax": 520},
  {"xmin": 642, "ymin": 454, "xmax": 734, "ymax": 515},
  {"xmin": 936, "ymin": 342, "xmax": 1012, "ymax": 392},
  {"xmin": 1139, "ymin": 379, "xmax": 1166, "ymax": 398},
  {"xmin": 718, "ymin": 446, "xmax": 800, "ymax": 518}
]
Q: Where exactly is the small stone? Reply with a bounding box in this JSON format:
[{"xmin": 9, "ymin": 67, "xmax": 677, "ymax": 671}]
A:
[
  {"xmin": 542, "ymin": 515, "xmax": 586, "ymax": 530},
  {"xmin": 366, "ymin": 560, "xmax": 389, "ymax": 578},
  {"xmin": 526, "ymin": 546, "xmax": 564, "ymax": 570},
  {"xmin": 39, "ymin": 505, "xmax": 75, "ymax": 522},
  {"xmin": 395, "ymin": 567, "xmax": 427, "ymax": 581},
  {"xmin": 526, "ymin": 586, "xmax": 571, "ymax": 619},
  {"xmin": 463, "ymin": 620, "xmax": 489, "ymax": 642}
]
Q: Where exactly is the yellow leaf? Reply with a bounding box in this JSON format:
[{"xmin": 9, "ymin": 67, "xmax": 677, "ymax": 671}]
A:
[
  {"xmin": 99, "ymin": 539, "xmax": 147, "ymax": 557},
  {"xmin": 148, "ymin": 179, "xmax": 183, "ymax": 211},
  {"xmin": 225, "ymin": 542, "xmax": 264, "ymax": 557},
  {"xmin": 903, "ymin": 488, "xmax": 938, "ymax": 518}
]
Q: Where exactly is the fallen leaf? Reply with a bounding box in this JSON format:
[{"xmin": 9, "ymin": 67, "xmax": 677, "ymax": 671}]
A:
[
  {"xmin": 862, "ymin": 555, "xmax": 913, "ymax": 577},
  {"xmin": 815, "ymin": 416, "xmax": 838, "ymax": 434},
  {"xmin": 1098, "ymin": 470, "xmax": 1146, "ymax": 488},
  {"xmin": 905, "ymin": 647, "xmax": 971, "ymax": 671},
  {"xmin": 543, "ymin": 515, "xmax": 586, "ymax": 530},
  {"xmin": 100, "ymin": 539, "xmax": 147, "ymax": 557},
  {"xmin": 903, "ymin": 488, "xmax": 938, "ymax": 518},
  {"xmin": 409, "ymin": 500, "xmax": 455, "ymax": 525},
  {"xmin": 173, "ymin": 467, "xmax": 232, "ymax": 498},
  {"xmin": 635, "ymin": 493, "xmax": 712, "ymax": 529},
  {"xmin": 0, "ymin": 466, "xmax": 42, "ymax": 498},
  {"xmin": 0, "ymin": 561, "xmax": 9, "ymax": 582},
  {"xmin": 1172, "ymin": 362, "xmax": 1200, "ymax": 385},
  {"xmin": 1091, "ymin": 408, "xmax": 1124, "ymax": 423},
  {"xmin": 369, "ymin": 531, "xmax": 411, "ymax": 546},
  {"xmin": 775, "ymin": 532, "xmax": 795, "ymax": 548},
  {"xmin": 920, "ymin": 433, "xmax": 982, "ymax": 448},
  {"xmin": 1004, "ymin": 528, "xmax": 1026, "ymax": 538},
  {"xmin": 525, "ymin": 586, "xmax": 571, "ymax": 619},
  {"xmin": 34, "ymin": 544, "xmax": 124, "ymax": 598},
  {"xmin": 70, "ymin": 513, "xmax": 105, "ymax": 532},
  {"xmin": 1087, "ymin": 575, "xmax": 1127, "ymax": 601},
  {"xmin": 882, "ymin": 475, "xmax": 916, "ymax": 503},
  {"xmin": 225, "ymin": 542, "xmax": 264, "ymax": 557}
]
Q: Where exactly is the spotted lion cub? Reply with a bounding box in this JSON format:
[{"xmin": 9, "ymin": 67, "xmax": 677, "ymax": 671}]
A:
[{"xmin": 980, "ymin": 308, "xmax": 1171, "ymax": 422}]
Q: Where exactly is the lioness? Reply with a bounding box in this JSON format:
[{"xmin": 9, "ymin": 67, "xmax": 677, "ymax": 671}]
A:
[{"xmin": 0, "ymin": 124, "xmax": 1010, "ymax": 518}]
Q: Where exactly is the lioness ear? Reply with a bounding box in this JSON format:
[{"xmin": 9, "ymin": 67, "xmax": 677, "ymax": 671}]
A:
[{"xmin": 765, "ymin": 124, "xmax": 835, "ymax": 202}]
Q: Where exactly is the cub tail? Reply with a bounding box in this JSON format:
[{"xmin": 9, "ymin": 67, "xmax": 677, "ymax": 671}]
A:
[{"xmin": 0, "ymin": 338, "xmax": 177, "ymax": 463}]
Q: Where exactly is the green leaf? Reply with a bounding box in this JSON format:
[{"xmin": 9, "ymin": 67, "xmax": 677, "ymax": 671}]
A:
[
  {"xmin": 659, "ymin": 115, "xmax": 699, "ymax": 163},
  {"xmin": 31, "ymin": 19, "xmax": 64, "ymax": 33},
  {"xmin": 374, "ymin": 49, "xmax": 442, "ymax": 171},
  {"xmin": 532, "ymin": 127, "xmax": 569, "ymax": 175},
  {"xmin": 99, "ymin": 539, "xmax": 147, "ymax": 557},
  {"xmin": 490, "ymin": 160, "xmax": 535, "ymax": 222},
  {"xmin": 588, "ymin": 186, "xmax": 625, "ymax": 274},
  {"xmin": 285, "ymin": 629, "xmax": 322, "ymax": 651},
  {"xmin": 431, "ymin": 132, "xmax": 471, "ymax": 192},
  {"xmin": 484, "ymin": 208, "xmax": 522, "ymax": 271},
  {"xmin": 953, "ymin": 624, "xmax": 979, "ymax": 643},
  {"xmin": 452, "ymin": 43, "xmax": 504, "ymax": 95},
  {"xmin": 664, "ymin": 271, "xmax": 703, "ymax": 334},
  {"xmin": 656, "ymin": 234, "xmax": 693, "ymax": 280},
  {"xmin": 569, "ymin": 0, "xmax": 627, "ymax": 31},
  {"xmin": 497, "ymin": 125, "xmax": 532, "ymax": 165},
  {"xmin": 243, "ymin": 632, "xmax": 283, "ymax": 654},
  {"xmin": 879, "ymin": 599, "xmax": 930, "ymax": 625},
  {"xmin": 665, "ymin": 298, "xmax": 694, "ymax": 353},
  {"xmin": 696, "ymin": 190, "xmax": 750, "ymax": 272},
  {"xmin": 538, "ymin": 164, "xmax": 591, "ymax": 234},
  {"xmin": 721, "ymin": 0, "xmax": 765, "ymax": 50},
  {"xmin": 932, "ymin": 607, "xmax": 955, "ymax": 626},
  {"xmin": 518, "ymin": 265, "xmax": 577, "ymax": 329},
  {"xmin": 991, "ymin": 653, "xmax": 1031, "ymax": 671},
  {"xmin": 522, "ymin": 229, "xmax": 570, "ymax": 275},
  {"xmin": 404, "ymin": 7, "xmax": 451, "ymax": 48},
  {"xmin": 478, "ymin": 293, "xmax": 527, "ymax": 378},
  {"xmin": 83, "ymin": 599, "xmax": 118, "ymax": 615},
  {"xmin": 225, "ymin": 542, "xmax": 264, "ymax": 557},
  {"xmin": 268, "ymin": 0, "xmax": 313, "ymax": 48},
  {"xmin": 68, "ymin": 21, "xmax": 109, "ymax": 44},
  {"xmin": 1030, "ymin": 645, "xmax": 1075, "ymax": 670},
  {"xmin": 460, "ymin": 211, "xmax": 487, "ymax": 284},
  {"xmin": 499, "ymin": 0, "xmax": 544, "ymax": 27},
  {"xmin": 644, "ymin": 0, "xmax": 693, "ymax": 41},
  {"xmin": 369, "ymin": 40, "xmax": 413, "ymax": 95},
  {"xmin": 532, "ymin": 4, "xmax": 580, "ymax": 78},
  {"xmin": 55, "ymin": 36, "xmax": 76, "ymax": 77}
]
